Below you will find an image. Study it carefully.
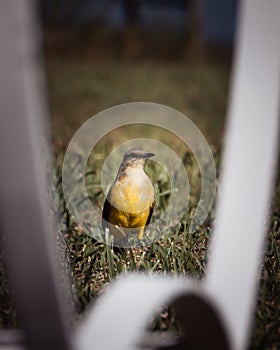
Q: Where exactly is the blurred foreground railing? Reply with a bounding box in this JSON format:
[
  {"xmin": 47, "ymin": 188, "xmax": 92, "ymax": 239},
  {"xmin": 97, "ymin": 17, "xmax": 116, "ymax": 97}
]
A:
[{"xmin": 0, "ymin": 0, "xmax": 279, "ymax": 350}]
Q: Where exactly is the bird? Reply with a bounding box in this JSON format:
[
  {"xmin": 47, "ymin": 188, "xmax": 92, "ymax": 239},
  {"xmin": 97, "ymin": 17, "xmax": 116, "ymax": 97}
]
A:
[{"xmin": 102, "ymin": 148, "xmax": 155, "ymax": 243}]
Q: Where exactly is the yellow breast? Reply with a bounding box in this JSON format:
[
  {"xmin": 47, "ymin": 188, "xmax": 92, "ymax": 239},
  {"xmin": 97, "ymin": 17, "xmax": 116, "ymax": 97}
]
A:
[{"xmin": 108, "ymin": 169, "xmax": 154, "ymax": 229}]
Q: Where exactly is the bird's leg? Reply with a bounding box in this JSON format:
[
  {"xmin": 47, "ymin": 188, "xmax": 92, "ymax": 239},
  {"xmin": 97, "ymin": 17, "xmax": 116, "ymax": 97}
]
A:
[{"xmin": 138, "ymin": 227, "xmax": 145, "ymax": 239}]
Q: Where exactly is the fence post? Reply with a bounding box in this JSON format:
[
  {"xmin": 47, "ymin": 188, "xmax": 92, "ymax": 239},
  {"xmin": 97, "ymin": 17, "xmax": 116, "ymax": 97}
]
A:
[
  {"xmin": 0, "ymin": 1, "xmax": 73, "ymax": 349},
  {"xmin": 206, "ymin": 0, "xmax": 280, "ymax": 349}
]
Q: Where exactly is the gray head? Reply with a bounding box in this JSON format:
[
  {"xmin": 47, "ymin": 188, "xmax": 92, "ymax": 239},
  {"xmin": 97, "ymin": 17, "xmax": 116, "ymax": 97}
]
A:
[
  {"xmin": 121, "ymin": 148, "xmax": 155, "ymax": 168},
  {"xmin": 123, "ymin": 148, "xmax": 155, "ymax": 160}
]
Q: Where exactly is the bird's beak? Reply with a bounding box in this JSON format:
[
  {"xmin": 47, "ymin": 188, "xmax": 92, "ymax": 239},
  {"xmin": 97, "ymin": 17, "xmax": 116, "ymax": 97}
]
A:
[{"xmin": 145, "ymin": 152, "xmax": 155, "ymax": 158}]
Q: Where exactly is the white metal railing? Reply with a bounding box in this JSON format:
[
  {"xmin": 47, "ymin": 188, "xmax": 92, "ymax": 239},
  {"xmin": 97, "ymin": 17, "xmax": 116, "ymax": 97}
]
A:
[{"xmin": 0, "ymin": 0, "xmax": 279, "ymax": 349}]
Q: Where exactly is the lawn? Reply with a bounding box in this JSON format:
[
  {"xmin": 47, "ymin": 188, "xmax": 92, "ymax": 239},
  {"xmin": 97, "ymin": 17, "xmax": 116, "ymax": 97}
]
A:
[{"xmin": 0, "ymin": 47, "xmax": 279, "ymax": 349}]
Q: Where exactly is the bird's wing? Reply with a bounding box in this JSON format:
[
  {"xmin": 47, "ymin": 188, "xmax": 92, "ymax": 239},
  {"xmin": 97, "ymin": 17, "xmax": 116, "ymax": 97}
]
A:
[
  {"xmin": 145, "ymin": 199, "xmax": 154, "ymax": 227},
  {"xmin": 102, "ymin": 192, "xmax": 112, "ymax": 231}
]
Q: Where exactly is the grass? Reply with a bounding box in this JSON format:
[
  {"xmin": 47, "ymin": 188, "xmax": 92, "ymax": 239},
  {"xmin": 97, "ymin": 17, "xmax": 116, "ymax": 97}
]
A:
[
  {"xmin": 56, "ymin": 140, "xmax": 279, "ymax": 347},
  {"xmin": 55, "ymin": 151, "xmax": 212, "ymax": 332},
  {"xmin": 250, "ymin": 208, "xmax": 280, "ymax": 350},
  {"xmin": 0, "ymin": 43, "xmax": 279, "ymax": 348}
]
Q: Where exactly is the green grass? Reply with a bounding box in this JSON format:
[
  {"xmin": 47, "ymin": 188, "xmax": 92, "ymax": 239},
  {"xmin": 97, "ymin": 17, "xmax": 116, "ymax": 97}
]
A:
[
  {"xmin": 55, "ymin": 151, "xmax": 212, "ymax": 332},
  {"xmin": 250, "ymin": 208, "xmax": 280, "ymax": 350},
  {"xmin": 0, "ymin": 48, "xmax": 279, "ymax": 348}
]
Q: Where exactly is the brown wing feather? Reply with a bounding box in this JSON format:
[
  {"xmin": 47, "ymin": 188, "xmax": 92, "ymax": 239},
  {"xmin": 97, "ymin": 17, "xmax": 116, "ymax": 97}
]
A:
[
  {"xmin": 102, "ymin": 192, "xmax": 112, "ymax": 231},
  {"xmin": 145, "ymin": 200, "xmax": 154, "ymax": 227}
]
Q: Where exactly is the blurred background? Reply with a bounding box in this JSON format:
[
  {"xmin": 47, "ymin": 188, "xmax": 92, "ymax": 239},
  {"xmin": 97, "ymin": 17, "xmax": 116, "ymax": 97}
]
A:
[{"xmin": 40, "ymin": 0, "xmax": 238, "ymax": 152}]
